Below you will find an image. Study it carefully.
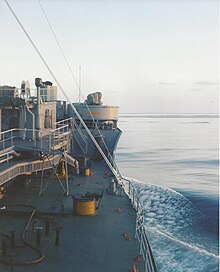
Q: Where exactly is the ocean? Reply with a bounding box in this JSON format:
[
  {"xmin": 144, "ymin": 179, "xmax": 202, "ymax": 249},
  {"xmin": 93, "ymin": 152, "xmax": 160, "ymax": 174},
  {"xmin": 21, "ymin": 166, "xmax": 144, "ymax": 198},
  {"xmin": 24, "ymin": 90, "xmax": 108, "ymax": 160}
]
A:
[{"xmin": 116, "ymin": 114, "xmax": 219, "ymax": 272}]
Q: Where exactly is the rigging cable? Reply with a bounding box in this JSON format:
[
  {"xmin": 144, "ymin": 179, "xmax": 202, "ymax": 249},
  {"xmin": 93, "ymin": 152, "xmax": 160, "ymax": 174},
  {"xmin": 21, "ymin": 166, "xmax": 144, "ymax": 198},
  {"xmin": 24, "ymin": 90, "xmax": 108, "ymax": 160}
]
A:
[
  {"xmin": 38, "ymin": 0, "xmax": 121, "ymax": 178},
  {"xmin": 4, "ymin": 0, "xmax": 121, "ymax": 182},
  {"xmin": 38, "ymin": 0, "xmax": 80, "ymax": 92}
]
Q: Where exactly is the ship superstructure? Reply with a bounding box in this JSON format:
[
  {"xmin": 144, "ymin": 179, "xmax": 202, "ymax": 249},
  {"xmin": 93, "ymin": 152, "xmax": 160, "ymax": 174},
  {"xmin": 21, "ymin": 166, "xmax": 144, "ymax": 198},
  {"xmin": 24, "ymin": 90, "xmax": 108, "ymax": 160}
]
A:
[
  {"xmin": 66, "ymin": 92, "xmax": 122, "ymax": 161},
  {"xmin": 0, "ymin": 78, "xmax": 157, "ymax": 272}
]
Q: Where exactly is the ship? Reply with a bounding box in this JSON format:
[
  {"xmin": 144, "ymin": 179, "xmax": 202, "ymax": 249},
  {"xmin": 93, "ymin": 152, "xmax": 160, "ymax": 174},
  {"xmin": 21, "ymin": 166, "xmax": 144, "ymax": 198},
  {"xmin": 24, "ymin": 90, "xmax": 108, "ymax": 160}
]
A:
[{"xmin": 0, "ymin": 78, "xmax": 157, "ymax": 272}]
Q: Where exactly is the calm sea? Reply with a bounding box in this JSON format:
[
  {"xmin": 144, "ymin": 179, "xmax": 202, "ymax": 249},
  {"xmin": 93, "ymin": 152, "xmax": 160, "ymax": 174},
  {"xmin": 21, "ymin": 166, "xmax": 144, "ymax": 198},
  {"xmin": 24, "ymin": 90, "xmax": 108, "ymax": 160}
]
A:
[{"xmin": 116, "ymin": 114, "xmax": 219, "ymax": 272}]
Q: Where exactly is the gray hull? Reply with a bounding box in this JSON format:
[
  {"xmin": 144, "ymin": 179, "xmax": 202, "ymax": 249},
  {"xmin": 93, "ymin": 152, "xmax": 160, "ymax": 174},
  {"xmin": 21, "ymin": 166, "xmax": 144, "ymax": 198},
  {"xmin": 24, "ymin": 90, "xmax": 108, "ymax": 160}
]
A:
[{"xmin": 72, "ymin": 127, "xmax": 122, "ymax": 160}]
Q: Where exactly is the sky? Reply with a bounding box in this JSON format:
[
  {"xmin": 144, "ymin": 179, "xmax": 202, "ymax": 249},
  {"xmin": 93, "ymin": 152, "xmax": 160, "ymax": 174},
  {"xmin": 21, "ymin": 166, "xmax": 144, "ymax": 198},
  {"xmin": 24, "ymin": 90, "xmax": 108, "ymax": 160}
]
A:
[{"xmin": 0, "ymin": 0, "xmax": 219, "ymax": 114}]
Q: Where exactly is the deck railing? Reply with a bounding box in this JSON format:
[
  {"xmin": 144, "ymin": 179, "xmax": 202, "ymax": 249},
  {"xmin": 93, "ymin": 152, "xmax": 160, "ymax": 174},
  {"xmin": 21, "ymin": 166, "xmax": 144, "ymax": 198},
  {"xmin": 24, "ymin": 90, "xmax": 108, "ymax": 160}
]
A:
[
  {"xmin": 0, "ymin": 128, "xmax": 41, "ymax": 151},
  {"xmin": 55, "ymin": 117, "xmax": 88, "ymax": 155},
  {"xmin": 0, "ymin": 124, "xmax": 71, "ymax": 154},
  {"xmin": 0, "ymin": 154, "xmax": 61, "ymax": 186},
  {"xmin": 49, "ymin": 124, "xmax": 70, "ymax": 151},
  {"xmin": 55, "ymin": 117, "xmax": 73, "ymax": 128},
  {"xmin": 72, "ymin": 119, "xmax": 88, "ymax": 155},
  {"xmin": 122, "ymin": 177, "xmax": 158, "ymax": 272}
]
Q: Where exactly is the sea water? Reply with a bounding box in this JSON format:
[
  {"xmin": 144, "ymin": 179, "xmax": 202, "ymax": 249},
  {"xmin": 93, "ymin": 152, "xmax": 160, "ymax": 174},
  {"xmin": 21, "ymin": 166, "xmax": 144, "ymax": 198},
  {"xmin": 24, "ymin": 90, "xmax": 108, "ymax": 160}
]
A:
[{"xmin": 116, "ymin": 114, "xmax": 219, "ymax": 272}]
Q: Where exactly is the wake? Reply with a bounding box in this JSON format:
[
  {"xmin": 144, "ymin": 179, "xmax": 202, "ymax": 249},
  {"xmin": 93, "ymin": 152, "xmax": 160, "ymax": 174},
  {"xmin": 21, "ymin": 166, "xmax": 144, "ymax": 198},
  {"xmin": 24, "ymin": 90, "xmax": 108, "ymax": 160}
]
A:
[
  {"xmin": 125, "ymin": 177, "xmax": 219, "ymax": 261},
  {"xmin": 149, "ymin": 226, "xmax": 219, "ymax": 259}
]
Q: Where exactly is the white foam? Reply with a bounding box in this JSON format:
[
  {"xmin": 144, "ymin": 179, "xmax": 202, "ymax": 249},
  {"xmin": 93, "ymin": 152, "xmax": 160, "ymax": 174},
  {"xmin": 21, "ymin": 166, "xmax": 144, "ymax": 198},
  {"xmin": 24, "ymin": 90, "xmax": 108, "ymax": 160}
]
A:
[
  {"xmin": 123, "ymin": 177, "xmax": 219, "ymax": 271},
  {"xmin": 150, "ymin": 227, "xmax": 219, "ymax": 259},
  {"xmin": 128, "ymin": 178, "xmax": 204, "ymax": 234}
]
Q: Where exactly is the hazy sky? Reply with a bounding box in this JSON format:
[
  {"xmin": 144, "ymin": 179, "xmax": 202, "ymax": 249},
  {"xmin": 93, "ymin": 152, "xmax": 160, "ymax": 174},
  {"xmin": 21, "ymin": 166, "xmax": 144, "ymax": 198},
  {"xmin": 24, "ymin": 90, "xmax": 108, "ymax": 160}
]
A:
[{"xmin": 0, "ymin": 0, "xmax": 219, "ymax": 113}]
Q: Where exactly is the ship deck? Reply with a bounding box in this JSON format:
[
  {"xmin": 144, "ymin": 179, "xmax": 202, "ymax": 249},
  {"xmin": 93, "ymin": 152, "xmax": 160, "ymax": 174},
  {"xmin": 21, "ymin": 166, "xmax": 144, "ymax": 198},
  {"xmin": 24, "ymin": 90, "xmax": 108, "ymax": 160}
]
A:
[{"xmin": 0, "ymin": 160, "xmax": 144, "ymax": 272}]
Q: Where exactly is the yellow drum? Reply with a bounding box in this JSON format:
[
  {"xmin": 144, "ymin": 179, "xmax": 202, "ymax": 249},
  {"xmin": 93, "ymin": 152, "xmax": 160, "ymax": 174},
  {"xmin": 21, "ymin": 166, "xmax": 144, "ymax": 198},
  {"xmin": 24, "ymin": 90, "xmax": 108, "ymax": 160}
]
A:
[{"xmin": 74, "ymin": 197, "xmax": 95, "ymax": 216}]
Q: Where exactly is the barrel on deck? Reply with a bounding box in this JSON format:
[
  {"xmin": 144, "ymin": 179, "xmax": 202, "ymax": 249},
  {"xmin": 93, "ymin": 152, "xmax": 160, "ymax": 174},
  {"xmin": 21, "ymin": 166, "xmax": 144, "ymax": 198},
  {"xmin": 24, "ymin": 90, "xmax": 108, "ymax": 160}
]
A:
[{"xmin": 73, "ymin": 197, "xmax": 95, "ymax": 215}]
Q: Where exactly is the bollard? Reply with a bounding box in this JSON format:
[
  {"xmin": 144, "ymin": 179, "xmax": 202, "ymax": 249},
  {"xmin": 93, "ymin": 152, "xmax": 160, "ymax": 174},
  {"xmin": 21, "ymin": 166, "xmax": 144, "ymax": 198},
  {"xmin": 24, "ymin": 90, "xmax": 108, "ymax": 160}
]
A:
[{"xmin": 35, "ymin": 227, "xmax": 42, "ymax": 246}]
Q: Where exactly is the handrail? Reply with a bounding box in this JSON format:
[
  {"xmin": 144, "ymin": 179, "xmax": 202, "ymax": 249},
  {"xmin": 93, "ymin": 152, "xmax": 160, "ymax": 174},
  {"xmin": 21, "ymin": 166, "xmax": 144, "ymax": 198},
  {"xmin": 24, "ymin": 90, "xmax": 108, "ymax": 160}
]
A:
[
  {"xmin": 49, "ymin": 124, "xmax": 70, "ymax": 152},
  {"xmin": 50, "ymin": 124, "xmax": 69, "ymax": 134},
  {"xmin": 107, "ymin": 153, "xmax": 122, "ymax": 179},
  {"xmin": 0, "ymin": 128, "xmax": 41, "ymax": 151},
  {"xmin": 0, "ymin": 154, "xmax": 61, "ymax": 186},
  {"xmin": 73, "ymin": 113, "xmax": 121, "ymax": 177},
  {"xmin": 72, "ymin": 117, "xmax": 121, "ymax": 178},
  {"xmin": 55, "ymin": 117, "xmax": 73, "ymax": 127},
  {"xmin": 72, "ymin": 119, "xmax": 88, "ymax": 155},
  {"xmin": 0, "ymin": 128, "xmax": 41, "ymax": 136},
  {"xmin": 55, "ymin": 117, "xmax": 88, "ymax": 155},
  {"xmin": 0, "ymin": 126, "xmax": 70, "ymax": 154},
  {"xmin": 121, "ymin": 177, "xmax": 158, "ymax": 272},
  {"xmin": 73, "ymin": 121, "xmax": 84, "ymax": 141},
  {"xmin": 0, "ymin": 146, "xmax": 14, "ymax": 156}
]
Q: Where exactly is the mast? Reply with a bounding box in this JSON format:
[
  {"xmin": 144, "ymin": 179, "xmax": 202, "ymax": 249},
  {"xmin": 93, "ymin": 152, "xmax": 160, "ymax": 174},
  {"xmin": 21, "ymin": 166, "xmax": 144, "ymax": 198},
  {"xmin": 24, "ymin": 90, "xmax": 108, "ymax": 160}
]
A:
[{"xmin": 79, "ymin": 66, "xmax": 81, "ymax": 103}]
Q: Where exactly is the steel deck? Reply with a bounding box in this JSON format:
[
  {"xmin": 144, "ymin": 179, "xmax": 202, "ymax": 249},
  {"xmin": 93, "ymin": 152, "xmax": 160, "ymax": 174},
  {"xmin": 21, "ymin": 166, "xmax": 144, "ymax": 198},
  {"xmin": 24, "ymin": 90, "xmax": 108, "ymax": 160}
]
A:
[{"xmin": 0, "ymin": 160, "xmax": 144, "ymax": 272}]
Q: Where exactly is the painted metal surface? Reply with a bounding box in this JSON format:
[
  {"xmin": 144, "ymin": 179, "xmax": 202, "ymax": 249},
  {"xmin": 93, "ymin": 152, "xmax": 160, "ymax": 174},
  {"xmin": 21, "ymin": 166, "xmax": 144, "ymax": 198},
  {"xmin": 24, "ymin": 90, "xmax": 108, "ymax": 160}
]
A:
[{"xmin": 68, "ymin": 103, "xmax": 119, "ymax": 121}]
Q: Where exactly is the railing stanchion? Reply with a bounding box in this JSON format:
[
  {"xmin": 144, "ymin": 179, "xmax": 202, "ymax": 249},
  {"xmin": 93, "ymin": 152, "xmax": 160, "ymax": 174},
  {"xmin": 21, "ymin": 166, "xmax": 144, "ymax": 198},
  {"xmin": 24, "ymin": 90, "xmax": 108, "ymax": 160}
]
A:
[
  {"xmin": 121, "ymin": 177, "xmax": 157, "ymax": 272},
  {"xmin": 3, "ymin": 133, "xmax": 5, "ymax": 149},
  {"xmin": 41, "ymin": 131, "xmax": 43, "ymax": 149},
  {"xmin": 11, "ymin": 130, "xmax": 13, "ymax": 147},
  {"xmin": 49, "ymin": 134, "xmax": 51, "ymax": 153}
]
